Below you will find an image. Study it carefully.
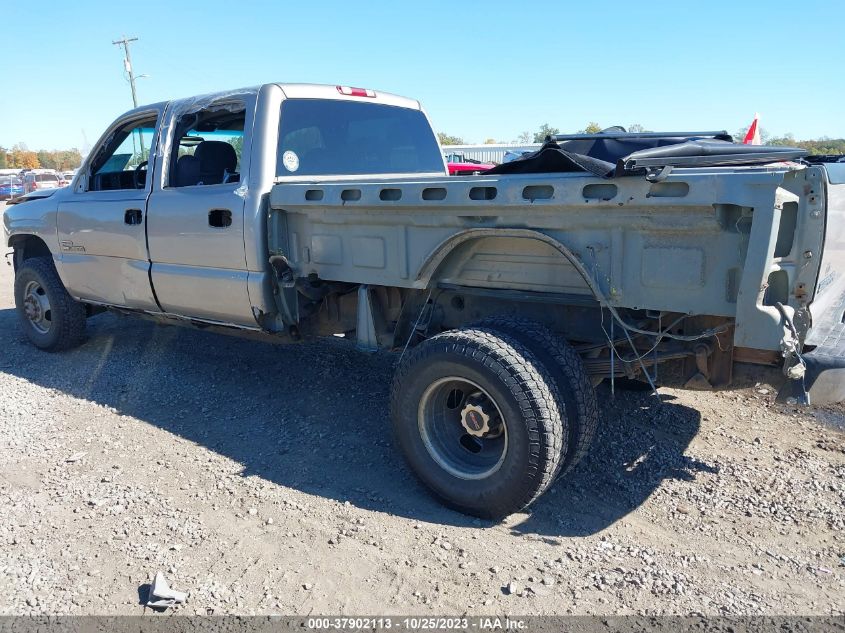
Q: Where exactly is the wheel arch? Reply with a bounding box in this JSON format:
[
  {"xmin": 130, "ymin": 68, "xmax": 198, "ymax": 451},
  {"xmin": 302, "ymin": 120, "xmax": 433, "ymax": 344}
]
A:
[
  {"xmin": 414, "ymin": 228, "xmax": 604, "ymax": 301},
  {"xmin": 8, "ymin": 234, "xmax": 53, "ymax": 271}
]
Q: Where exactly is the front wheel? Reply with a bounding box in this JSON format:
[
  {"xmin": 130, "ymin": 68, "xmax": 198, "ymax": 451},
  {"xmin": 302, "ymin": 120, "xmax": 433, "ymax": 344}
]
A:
[
  {"xmin": 390, "ymin": 327, "xmax": 566, "ymax": 519},
  {"xmin": 14, "ymin": 256, "xmax": 86, "ymax": 351}
]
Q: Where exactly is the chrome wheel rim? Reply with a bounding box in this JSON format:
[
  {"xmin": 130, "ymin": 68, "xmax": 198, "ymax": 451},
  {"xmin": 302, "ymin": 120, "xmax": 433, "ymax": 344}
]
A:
[
  {"xmin": 22, "ymin": 280, "xmax": 52, "ymax": 334},
  {"xmin": 418, "ymin": 376, "xmax": 508, "ymax": 480}
]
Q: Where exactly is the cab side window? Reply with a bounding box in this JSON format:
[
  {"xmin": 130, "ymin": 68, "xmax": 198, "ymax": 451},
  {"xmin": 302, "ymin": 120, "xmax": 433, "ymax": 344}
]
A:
[
  {"xmin": 169, "ymin": 104, "xmax": 246, "ymax": 188},
  {"xmin": 87, "ymin": 116, "xmax": 157, "ymax": 192}
]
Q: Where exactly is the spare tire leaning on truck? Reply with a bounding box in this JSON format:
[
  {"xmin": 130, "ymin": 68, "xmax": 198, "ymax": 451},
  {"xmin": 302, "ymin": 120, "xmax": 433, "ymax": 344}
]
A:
[{"xmin": 390, "ymin": 324, "xmax": 596, "ymax": 519}]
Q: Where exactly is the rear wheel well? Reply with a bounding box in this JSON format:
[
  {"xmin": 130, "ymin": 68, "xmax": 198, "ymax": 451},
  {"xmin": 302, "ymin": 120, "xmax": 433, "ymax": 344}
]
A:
[{"xmin": 9, "ymin": 235, "xmax": 52, "ymax": 270}]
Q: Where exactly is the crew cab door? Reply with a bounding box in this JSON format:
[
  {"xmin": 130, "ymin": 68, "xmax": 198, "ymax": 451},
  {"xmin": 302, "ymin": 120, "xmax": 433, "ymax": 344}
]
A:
[
  {"xmin": 145, "ymin": 94, "xmax": 257, "ymax": 325},
  {"xmin": 55, "ymin": 108, "xmax": 162, "ymax": 310}
]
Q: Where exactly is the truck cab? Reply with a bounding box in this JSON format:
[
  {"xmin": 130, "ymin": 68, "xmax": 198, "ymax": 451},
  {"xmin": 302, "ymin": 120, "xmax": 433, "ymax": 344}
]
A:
[{"xmin": 7, "ymin": 83, "xmax": 446, "ymax": 329}]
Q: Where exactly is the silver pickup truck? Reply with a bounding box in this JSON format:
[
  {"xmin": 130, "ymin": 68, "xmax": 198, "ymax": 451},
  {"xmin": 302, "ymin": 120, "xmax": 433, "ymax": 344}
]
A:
[{"xmin": 4, "ymin": 83, "xmax": 844, "ymax": 518}]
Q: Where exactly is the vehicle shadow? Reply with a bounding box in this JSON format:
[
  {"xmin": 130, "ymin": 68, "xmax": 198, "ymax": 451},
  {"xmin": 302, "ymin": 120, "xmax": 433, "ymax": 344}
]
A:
[
  {"xmin": 509, "ymin": 390, "xmax": 714, "ymax": 539},
  {"xmin": 0, "ymin": 308, "xmax": 712, "ymax": 536}
]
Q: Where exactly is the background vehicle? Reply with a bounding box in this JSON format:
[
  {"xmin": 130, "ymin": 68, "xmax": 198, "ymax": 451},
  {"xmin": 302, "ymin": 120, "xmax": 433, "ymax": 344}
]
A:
[
  {"xmin": 0, "ymin": 175, "xmax": 24, "ymax": 200},
  {"xmin": 22, "ymin": 169, "xmax": 62, "ymax": 193},
  {"xmin": 444, "ymin": 152, "xmax": 495, "ymax": 175},
  {"xmin": 5, "ymin": 83, "xmax": 844, "ymax": 519}
]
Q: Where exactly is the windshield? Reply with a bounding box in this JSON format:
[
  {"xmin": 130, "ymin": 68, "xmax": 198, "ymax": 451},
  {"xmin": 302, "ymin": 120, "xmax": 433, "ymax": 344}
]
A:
[
  {"xmin": 276, "ymin": 99, "xmax": 444, "ymax": 177},
  {"xmin": 94, "ymin": 126, "xmax": 157, "ymax": 175}
]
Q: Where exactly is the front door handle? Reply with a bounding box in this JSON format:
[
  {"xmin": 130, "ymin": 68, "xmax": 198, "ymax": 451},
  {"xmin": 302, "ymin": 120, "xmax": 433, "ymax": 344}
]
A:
[
  {"xmin": 209, "ymin": 208, "xmax": 232, "ymax": 228},
  {"xmin": 124, "ymin": 208, "xmax": 143, "ymax": 225}
]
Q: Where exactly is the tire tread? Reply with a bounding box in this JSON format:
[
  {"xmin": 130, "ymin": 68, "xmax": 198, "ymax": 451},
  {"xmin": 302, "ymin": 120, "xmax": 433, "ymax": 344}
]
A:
[{"xmin": 477, "ymin": 316, "xmax": 599, "ymax": 476}]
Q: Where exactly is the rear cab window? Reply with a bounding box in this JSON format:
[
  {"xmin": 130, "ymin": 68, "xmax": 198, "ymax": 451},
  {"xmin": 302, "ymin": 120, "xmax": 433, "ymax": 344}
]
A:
[
  {"xmin": 276, "ymin": 99, "xmax": 444, "ymax": 177},
  {"xmin": 168, "ymin": 103, "xmax": 245, "ymax": 188}
]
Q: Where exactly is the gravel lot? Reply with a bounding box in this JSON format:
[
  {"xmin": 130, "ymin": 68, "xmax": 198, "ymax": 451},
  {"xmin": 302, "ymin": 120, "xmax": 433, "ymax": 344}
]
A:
[{"xmin": 1, "ymin": 202, "xmax": 843, "ymax": 616}]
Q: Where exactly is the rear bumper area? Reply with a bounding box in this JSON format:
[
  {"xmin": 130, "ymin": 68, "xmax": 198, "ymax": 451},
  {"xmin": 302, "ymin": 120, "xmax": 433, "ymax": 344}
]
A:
[
  {"xmin": 778, "ymin": 292, "xmax": 845, "ymax": 405},
  {"xmin": 777, "ymin": 339, "xmax": 845, "ymax": 405}
]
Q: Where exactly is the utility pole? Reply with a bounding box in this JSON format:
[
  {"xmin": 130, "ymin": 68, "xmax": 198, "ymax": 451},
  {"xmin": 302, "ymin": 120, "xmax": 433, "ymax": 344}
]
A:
[
  {"xmin": 112, "ymin": 36, "xmax": 140, "ymax": 107},
  {"xmin": 112, "ymin": 36, "xmax": 144, "ymax": 160}
]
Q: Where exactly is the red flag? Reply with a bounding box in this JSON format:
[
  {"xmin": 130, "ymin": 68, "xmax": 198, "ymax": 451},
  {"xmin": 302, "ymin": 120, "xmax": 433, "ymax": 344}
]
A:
[{"xmin": 743, "ymin": 113, "xmax": 761, "ymax": 145}]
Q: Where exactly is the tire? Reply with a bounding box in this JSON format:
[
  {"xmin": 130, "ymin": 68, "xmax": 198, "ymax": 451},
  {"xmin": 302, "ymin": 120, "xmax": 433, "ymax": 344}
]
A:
[
  {"xmin": 477, "ymin": 317, "xmax": 599, "ymax": 476},
  {"xmin": 390, "ymin": 327, "xmax": 565, "ymax": 519},
  {"xmin": 14, "ymin": 256, "xmax": 86, "ymax": 351}
]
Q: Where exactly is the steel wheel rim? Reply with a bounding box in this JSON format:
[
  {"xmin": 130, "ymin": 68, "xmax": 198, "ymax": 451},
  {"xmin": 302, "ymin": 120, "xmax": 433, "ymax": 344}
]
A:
[
  {"xmin": 22, "ymin": 280, "xmax": 52, "ymax": 334},
  {"xmin": 418, "ymin": 376, "xmax": 508, "ymax": 480}
]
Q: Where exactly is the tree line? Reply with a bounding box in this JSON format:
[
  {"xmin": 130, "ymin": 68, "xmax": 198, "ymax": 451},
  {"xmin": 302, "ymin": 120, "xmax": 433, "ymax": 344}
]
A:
[
  {"xmin": 733, "ymin": 124, "xmax": 845, "ymax": 154},
  {"xmin": 764, "ymin": 135, "xmax": 845, "ymax": 155},
  {"xmin": 0, "ymin": 143, "xmax": 83, "ymax": 171},
  {"xmin": 438, "ymin": 124, "xmax": 845, "ymax": 155}
]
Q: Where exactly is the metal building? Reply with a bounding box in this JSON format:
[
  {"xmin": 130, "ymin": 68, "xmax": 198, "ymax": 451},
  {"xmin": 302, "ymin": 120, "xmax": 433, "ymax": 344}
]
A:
[{"xmin": 441, "ymin": 143, "xmax": 541, "ymax": 165}]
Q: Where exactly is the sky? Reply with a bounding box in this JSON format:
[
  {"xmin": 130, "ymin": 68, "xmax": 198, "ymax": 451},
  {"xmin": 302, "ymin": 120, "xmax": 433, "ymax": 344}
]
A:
[{"xmin": 1, "ymin": 0, "xmax": 844, "ymax": 151}]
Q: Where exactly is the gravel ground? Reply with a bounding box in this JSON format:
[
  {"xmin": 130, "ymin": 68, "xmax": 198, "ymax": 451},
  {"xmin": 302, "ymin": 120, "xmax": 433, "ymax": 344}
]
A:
[{"xmin": 0, "ymin": 209, "xmax": 843, "ymax": 616}]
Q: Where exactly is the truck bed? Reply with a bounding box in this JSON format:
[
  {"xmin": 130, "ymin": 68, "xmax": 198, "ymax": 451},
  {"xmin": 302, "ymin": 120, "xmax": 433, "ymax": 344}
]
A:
[{"xmin": 269, "ymin": 165, "xmax": 831, "ymax": 354}]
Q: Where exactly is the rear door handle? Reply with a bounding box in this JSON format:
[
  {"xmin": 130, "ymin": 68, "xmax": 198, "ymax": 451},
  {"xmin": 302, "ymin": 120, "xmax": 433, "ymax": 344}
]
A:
[
  {"xmin": 209, "ymin": 208, "xmax": 232, "ymax": 228},
  {"xmin": 124, "ymin": 208, "xmax": 143, "ymax": 225}
]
